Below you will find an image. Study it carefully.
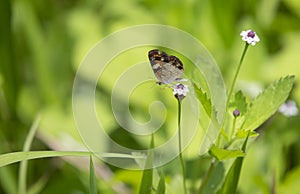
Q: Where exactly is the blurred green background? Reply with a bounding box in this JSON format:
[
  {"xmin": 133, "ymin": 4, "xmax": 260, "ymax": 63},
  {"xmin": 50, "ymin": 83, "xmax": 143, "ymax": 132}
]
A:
[{"xmin": 1, "ymin": 0, "xmax": 300, "ymax": 193}]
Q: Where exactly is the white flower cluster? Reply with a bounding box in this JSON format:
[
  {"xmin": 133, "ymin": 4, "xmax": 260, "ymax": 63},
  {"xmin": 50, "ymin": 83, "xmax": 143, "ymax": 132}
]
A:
[
  {"xmin": 172, "ymin": 83, "xmax": 189, "ymax": 100},
  {"xmin": 240, "ymin": 30, "xmax": 260, "ymax": 46}
]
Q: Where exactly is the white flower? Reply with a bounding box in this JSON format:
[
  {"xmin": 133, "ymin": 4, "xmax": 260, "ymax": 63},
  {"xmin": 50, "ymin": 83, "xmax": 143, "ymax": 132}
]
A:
[
  {"xmin": 278, "ymin": 100, "xmax": 299, "ymax": 117},
  {"xmin": 173, "ymin": 83, "xmax": 188, "ymax": 100},
  {"xmin": 240, "ymin": 30, "xmax": 260, "ymax": 46}
]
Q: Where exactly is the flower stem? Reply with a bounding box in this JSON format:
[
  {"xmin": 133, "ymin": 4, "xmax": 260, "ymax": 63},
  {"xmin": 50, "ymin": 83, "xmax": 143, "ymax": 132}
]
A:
[
  {"xmin": 223, "ymin": 116, "xmax": 238, "ymax": 148},
  {"xmin": 226, "ymin": 43, "xmax": 249, "ymax": 109},
  {"xmin": 230, "ymin": 117, "xmax": 237, "ymax": 140},
  {"xmin": 217, "ymin": 43, "xmax": 249, "ymax": 145},
  {"xmin": 177, "ymin": 99, "xmax": 187, "ymax": 194}
]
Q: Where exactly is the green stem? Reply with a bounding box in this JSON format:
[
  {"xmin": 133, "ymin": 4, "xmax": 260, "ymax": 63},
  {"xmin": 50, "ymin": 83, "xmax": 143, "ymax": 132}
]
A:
[
  {"xmin": 217, "ymin": 43, "xmax": 249, "ymax": 145},
  {"xmin": 177, "ymin": 99, "xmax": 187, "ymax": 194},
  {"xmin": 18, "ymin": 115, "xmax": 41, "ymax": 194},
  {"xmin": 224, "ymin": 117, "xmax": 238, "ymax": 148},
  {"xmin": 226, "ymin": 43, "xmax": 249, "ymax": 110},
  {"xmin": 151, "ymin": 133, "xmax": 155, "ymax": 149},
  {"xmin": 230, "ymin": 117, "xmax": 237, "ymax": 140}
]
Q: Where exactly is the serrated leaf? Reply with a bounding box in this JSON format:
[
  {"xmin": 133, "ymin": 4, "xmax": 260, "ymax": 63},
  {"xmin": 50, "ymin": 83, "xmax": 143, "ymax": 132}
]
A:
[
  {"xmin": 230, "ymin": 90, "xmax": 247, "ymax": 115},
  {"xmin": 242, "ymin": 76, "xmax": 295, "ymax": 131},
  {"xmin": 208, "ymin": 145, "xmax": 244, "ymax": 161},
  {"xmin": 193, "ymin": 83, "xmax": 212, "ymax": 116}
]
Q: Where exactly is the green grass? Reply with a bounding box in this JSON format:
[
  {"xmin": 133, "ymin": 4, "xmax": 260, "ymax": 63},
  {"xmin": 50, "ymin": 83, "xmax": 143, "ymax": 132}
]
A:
[{"xmin": 0, "ymin": 0, "xmax": 300, "ymax": 193}]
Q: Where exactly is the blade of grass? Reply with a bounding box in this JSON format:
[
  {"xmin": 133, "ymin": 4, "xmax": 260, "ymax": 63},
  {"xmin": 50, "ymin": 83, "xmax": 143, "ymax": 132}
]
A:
[
  {"xmin": 156, "ymin": 175, "xmax": 166, "ymax": 194},
  {"xmin": 0, "ymin": 151, "xmax": 92, "ymax": 167},
  {"xmin": 138, "ymin": 134, "xmax": 154, "ymax": 194},
  {"xmin": 90, "ymin": 156, "xmax": 97, "ymax": 194},
  {"xmin": 27, "ymin": 174, "xmax": 48, "ymax": 194},
  {"xmin": 18, "ymin": 115, "xmax": 41, "ymax": 194},
  {"xmin": 0, "ymin": 151, "xmax": 146, "ymax": 168},
  {"xmin": 198, "ymin": 159, "xmax": 217, "ymax": 194},
  {"xmin": 218, "ymin": 133, "xmax": 250, "ymax": 194}
]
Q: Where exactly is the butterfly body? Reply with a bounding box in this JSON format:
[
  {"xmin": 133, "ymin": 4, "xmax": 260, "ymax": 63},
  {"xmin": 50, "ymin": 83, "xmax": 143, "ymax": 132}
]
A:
[{"xmin": 148, "ymin": 49, "xmax": 184, "ymax": 85}]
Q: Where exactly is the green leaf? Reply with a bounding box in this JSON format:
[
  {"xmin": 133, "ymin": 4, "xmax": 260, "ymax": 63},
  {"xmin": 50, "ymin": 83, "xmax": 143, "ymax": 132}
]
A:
[
  {"xmin": 198, "ymin": 161, "xmax": 225, "ymax": 194},
  {"xmin": 156, "ymin": 175, "xmax": 166, "ymax": 194},
  {"xmin": 0, "ymin": 151, "xmax": 92, "ymax": 167},
  {"xmin": 235, "ymin": 130, "xmax": 258, "ymax": 139},
  {"xmin": 138, "ymin": 163, "xmax": 153, "ymax": 194},
  {"xmin": 89, "ymin": 156, "xmax": 97, "ymax": 194},
  {"xmin": 27, "ymin": 175, "xmax": 48, "ymax": 194},
  {"xmin": 0, "ymin": 151, "xmax": 144, "ymax": 168},
  {"xmin": 242, "ymin": 76, "xmax": 295, "ymax": 131},
  {"xmin": 229, "ymin": 90, "xmax": 247, "ymax": 115},
  {"xmin": 218, "ymin": 133, "xmax": 249, "ymax": 194},
  {"xmin": 209, "ymin": 145, "xmax": 244, "ymax": 161},
  {"xmin": 138, "ymin": 135, "xmax": 154, "ymax": 194},
  {"xmin": 193, "ymin": 83, "xmax": 212, "ymax": 117}
]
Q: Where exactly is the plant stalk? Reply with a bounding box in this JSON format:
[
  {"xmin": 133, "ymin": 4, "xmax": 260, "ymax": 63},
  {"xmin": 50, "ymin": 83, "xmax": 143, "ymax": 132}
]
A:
[
  {"xmin": 217, "ymin": 43, "xmax": 249, "ymax": 145},
  {"xmin": 226, "ymin": 43, "xmax": 249, "ymax": 110},
  {"xmin": 177, "ymin": 99, "xmax": 187, "ymax": 194}
]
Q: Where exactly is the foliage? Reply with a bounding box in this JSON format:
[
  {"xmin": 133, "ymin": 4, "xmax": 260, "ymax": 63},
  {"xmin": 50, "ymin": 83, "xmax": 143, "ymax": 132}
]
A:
[{"xmin": 0, "ymin": 0, "xmax": 300, "ymax": 193}]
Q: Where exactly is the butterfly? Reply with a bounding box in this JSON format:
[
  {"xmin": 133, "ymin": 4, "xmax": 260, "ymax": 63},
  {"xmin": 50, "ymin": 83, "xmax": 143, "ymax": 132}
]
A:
[{"xmin": 148, "ymin": 49, "xmax": 184, "ymax": 85}]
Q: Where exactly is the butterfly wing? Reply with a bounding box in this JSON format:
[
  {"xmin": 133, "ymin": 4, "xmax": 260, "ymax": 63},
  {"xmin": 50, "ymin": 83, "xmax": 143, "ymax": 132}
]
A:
[{"xmin": 148, "ymin": 49, "xmax": 184, "ymax": 84}]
